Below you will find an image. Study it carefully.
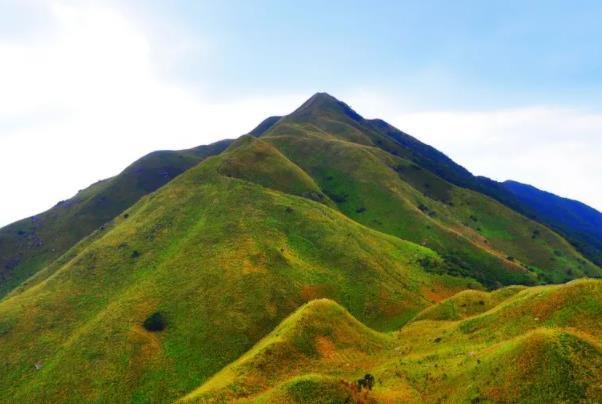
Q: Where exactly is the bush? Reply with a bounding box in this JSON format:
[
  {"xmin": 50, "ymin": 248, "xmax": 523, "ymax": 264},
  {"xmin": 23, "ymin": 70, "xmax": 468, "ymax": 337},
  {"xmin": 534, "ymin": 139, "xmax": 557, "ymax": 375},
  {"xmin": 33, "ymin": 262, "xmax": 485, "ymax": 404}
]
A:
[
  {"xmin": 325, "ymin": 190, "xmax": 348, "ymax": 203},
  {"xmin": 356, "ymin": 374, "xmax": 375, "ymax": 391},
  {"xmin": 143, "ymin": 312, "xmax": 166, "ymax": 332}
]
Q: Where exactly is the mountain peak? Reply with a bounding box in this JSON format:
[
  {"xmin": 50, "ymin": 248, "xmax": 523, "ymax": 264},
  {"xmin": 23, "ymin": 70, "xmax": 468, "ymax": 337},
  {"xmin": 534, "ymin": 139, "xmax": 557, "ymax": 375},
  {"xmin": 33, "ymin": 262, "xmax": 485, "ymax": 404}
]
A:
[{"xmin": 290, "ymin": 92, "xmax": 364, "ymax": 122}]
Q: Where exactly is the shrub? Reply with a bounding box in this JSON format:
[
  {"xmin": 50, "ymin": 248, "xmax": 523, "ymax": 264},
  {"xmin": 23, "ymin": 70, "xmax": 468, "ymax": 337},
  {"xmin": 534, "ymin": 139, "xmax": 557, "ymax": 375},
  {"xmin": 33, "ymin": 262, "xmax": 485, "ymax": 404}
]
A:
[
  {"xmin": 356, "ymin": 374, "xmax": 375, "ymax": 391},
  {"xmin": 131, "ymin": 250, "xmax": 141, "ymax": 258},
  {"xmin": 325, "ymin": 190, "xmax": 348, "ymax": 203},
  {"xmin": 143, "ymin": 312, "xmax": 166, "ymax": 332}
]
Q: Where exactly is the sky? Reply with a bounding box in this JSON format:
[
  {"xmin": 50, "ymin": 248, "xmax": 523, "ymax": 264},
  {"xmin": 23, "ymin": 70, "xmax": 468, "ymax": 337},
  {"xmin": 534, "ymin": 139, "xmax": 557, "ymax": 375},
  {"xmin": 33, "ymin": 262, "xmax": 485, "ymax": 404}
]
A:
[{"xmin": 1, "ymin": 0, "xmax": 601, "ymax": 227}]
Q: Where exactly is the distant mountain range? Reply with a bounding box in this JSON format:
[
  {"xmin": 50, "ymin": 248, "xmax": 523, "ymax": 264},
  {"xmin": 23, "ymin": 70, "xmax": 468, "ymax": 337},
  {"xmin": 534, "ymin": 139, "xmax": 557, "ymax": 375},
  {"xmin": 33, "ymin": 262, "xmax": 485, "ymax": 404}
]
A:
[{"xmin": 0, "ymin": 93, "xmax": 600, "ymax": 402}]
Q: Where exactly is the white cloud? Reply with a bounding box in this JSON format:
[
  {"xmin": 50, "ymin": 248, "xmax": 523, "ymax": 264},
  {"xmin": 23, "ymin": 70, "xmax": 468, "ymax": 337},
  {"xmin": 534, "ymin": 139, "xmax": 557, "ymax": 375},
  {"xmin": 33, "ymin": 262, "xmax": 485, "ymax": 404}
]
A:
[
  {"xmin": 0, "ymin": 2, "xmax": 302, "ymax": 227},
  {"xmin": 348, "ymin": 95, "xmax": 602, "ymax": 212}
]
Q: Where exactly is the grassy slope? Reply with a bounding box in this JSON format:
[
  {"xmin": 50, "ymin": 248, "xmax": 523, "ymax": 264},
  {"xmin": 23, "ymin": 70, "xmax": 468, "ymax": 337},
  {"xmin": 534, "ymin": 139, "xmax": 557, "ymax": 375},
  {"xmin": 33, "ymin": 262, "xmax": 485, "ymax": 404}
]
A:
[
  {"xmin": 0, "ymin": 139, "xmax": 232, "ymax": 298},
  {"xmin": 0, "ymin": 136, "xmax": 477, "ymax": 403},
  {"xmin": 183, "ymin": 279, "xmax": 602, "ymax": 403},
  {"xmin": 259, "ymin": 96, "xmax": 599, "ymax": 286},
  {"xmin": 504, "ymin": 179, "xmax": 602, "ymax": 266},
  {"xmin": 364, "ymin": 103, "xmax": 602, "ymax": 269}
]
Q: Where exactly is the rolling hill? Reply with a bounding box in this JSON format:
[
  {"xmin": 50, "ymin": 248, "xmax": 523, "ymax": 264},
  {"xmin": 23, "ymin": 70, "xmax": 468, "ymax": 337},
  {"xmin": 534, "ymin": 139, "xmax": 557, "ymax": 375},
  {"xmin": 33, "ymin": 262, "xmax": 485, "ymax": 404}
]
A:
[
  {"xmin": 183, "ymin": 279, "xmax": 602, "ymax": 403},
  {"xmin": 0, "ymin": 93, "xmax": 600, "ymax": 403}
]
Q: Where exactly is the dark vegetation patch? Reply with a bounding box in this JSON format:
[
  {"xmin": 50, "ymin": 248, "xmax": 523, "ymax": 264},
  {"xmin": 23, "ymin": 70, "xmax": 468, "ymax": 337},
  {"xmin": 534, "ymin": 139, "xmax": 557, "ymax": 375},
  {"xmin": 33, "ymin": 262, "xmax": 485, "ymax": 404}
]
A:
[
  {"xmin": 143, "ymin": 312, "xmax": 166, "ymax": 332},
  {"xmin": 392, "ymin": 163, "xmax": 452, "ymax": 203},
  {"xmin": 356, "ymin": 373, "xmax": 375, "ymax": 391},
  {"xmin": 324, "ymin": 189, "xmax": 348, "ymax": 204},
  {"xmin": 418, "ymin": 203, "xmax": 437, "ymax": 217}
]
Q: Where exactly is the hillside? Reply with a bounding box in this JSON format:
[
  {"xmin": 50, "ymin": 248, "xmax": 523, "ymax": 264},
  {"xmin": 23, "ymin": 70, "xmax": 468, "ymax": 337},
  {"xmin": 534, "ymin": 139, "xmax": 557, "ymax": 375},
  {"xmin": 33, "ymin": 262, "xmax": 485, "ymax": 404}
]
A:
[
  {"xmin": 260, "ymin": 93, "xmax": 600, "ymax": 286},
  {"xmin": 298, "ymin": 93, "xmax": 602, "ymax": 268},
  {"xmin": 504, "ymin": 180, "xmax": 602, "ymax": 266},
  {"xmin": 183, "ymin": 279, "xmax": 602, "ymax": 403},
  {"xmin": 0, "ymin": 139, "xmax": 232, "ymax": 298}
]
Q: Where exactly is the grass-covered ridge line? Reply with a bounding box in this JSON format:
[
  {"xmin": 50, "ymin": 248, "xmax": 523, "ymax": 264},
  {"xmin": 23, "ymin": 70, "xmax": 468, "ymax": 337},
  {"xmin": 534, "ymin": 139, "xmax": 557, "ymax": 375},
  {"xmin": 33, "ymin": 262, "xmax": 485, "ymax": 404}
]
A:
[{"xmin": 183, "ymin": 279, "xmax": 602, "ymax": 403}]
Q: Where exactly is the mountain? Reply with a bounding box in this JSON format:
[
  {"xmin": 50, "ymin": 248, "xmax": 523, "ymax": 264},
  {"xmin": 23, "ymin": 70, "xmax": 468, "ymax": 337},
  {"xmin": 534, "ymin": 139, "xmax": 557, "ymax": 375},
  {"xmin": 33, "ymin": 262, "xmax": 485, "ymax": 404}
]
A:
[
  {"xmin": 0, "ymin": 134, "xmax": 480, "ymax": 402},
  {"xmin": 0, "ymin": 93, "xmax": 600, "ymax": 402},
  {"xmin": 503, "ymin": 180, "xmax": 602, "ymax": 266}
]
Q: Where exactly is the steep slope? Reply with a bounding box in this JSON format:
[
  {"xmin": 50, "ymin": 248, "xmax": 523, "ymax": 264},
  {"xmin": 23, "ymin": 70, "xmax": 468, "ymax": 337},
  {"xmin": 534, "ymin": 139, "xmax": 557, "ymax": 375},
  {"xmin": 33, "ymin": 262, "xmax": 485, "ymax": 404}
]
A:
[
  {"xmin": 0, "ymin": 136, "xmax": 477, "ymax": 402},
  {"xmin": 260, "ymin": 94, "xmax": 600, "ymax": 286},
  {"xmin": 0, "ymin": 139, "xmax": 232, "ymax": 298},
  {"xmin": 287, "ymin": 93, "xmax": 602, "ymax": 267},
  {"xmin": 370, "ymin": 112, "xmax": 602, "ymax": 268},
  {"xmin": 504, "ymin": 180, "xmax": 602, "ymax": 266},
  {"xmin": 182, "ymin": 279, "xmax": 602, "ymax": 403}
]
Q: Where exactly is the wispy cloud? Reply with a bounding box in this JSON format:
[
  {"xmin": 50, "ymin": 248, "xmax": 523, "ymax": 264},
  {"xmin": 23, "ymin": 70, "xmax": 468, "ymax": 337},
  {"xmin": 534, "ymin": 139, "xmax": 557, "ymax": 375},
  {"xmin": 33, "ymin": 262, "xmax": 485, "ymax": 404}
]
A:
[{"xmin": 0, "ymin": 2, "xmax": 302, "ymax": 226}]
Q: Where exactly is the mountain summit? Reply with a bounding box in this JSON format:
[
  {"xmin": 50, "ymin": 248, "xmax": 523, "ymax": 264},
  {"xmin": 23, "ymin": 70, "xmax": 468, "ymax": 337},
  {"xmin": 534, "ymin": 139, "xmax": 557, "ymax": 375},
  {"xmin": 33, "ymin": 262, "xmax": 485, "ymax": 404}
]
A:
[{"xmin": 289, "ymin": 92, "xmax": 364, "ymax": 122}]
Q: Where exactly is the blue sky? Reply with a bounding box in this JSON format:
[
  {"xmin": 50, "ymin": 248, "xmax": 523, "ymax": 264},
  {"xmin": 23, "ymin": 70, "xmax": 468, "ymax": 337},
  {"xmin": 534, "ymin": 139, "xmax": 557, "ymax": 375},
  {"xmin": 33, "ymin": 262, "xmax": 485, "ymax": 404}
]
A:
[
  {"xmin": 121, "ymin": 0, "xmax": 602, "ymax": 107},
  {"xmin": 1, "ymin": 0, "xmax": 601, "ymax": 226}
]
